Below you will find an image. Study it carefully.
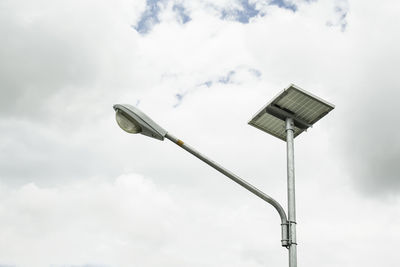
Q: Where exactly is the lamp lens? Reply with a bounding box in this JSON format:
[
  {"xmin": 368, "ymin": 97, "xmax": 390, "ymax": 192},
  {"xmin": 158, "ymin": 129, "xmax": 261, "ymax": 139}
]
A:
[{"xmin": 115, "ymin": 110, "xmax": 142, "ymax": 134}]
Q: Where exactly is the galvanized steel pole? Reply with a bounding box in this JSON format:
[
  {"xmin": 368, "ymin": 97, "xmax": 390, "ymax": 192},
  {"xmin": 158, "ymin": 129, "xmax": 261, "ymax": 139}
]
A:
[{"xmin": 286, "ymin": 118, "xmax": 297, "ymax": 267}]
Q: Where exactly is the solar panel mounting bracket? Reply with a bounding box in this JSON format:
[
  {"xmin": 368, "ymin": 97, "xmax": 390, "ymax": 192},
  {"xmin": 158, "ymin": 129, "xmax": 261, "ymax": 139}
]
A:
[{"xmin": 265, "ymin": 104, "xmax": 312, "ymax": 130}]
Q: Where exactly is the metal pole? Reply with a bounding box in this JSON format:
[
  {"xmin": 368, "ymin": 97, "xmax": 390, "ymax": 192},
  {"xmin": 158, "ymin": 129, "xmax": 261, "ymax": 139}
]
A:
[
  {"xmin": 165, "ymin": 132, "xmax": 290, "ymax": 247},
  {"xmin": 286, "ymin": 118, "xmax": 297, "ymax": 267}
]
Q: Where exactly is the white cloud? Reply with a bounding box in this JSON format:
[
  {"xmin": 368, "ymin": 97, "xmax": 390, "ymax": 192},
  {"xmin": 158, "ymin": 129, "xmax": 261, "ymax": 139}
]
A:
[
  {"xmin": 1, "ymin": 171, "xmax": 399, "ymax": 266},
  {"xmin": 0, "ymin": 174, "xmax": 174, "ymax": 266},
  {"xmin": 0, "ymin": 174, "xmax": 287, "ymax": 267}
]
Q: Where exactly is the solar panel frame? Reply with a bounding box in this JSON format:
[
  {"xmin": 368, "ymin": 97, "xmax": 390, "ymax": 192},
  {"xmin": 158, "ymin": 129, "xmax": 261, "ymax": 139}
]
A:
[{"xmin": 248, "ymin": 84, "xmax": 335, "ymax": 141}]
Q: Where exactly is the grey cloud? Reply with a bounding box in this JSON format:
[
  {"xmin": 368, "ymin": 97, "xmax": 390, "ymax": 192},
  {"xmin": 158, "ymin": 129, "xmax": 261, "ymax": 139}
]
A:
[
  {"xmin": 0, "ymin": 1, "xmax": 144, "ymax": 124},
  {"xmin": 333, "ymin": 10, "xmax": 400, "ymax": 196},
  {"xmin": 0, "ymin": 9, "xmax": 98, "ymax": 119},
  {"xmin": 0, "ymin": 119, "xmax": 115, "ymax": 186},
  {"xmin": 0, "ymin": 9, "xmax": 126, "ymax": 184},
  {"xmin": 337, "ymin": 56, "xmax": 400, "ymax": 197},
  {"xmin": 341, "ymin": 85, "xmax": 400, "ymax": 196}
]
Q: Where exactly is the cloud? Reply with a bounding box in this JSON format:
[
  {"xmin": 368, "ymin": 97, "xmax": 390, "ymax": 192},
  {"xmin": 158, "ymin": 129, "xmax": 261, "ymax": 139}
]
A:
[
  {"xmin": 1, "ymin": 171, "xmax": 399, "ymax": 267},
  {"xmin": 0, "ymin": 173, "xmax": 287, "ymax": 267},
  {"xmin": 1, "ymin": 0, "xmax": 400, "ymax": 266},
  {"xmin": 1, "ymin": 0, "xmax": 398, "ymax": 195},
  {"xmin": 326, "ymin": 0, "xmax": 349, "ymax": 31},
  {"xmin": 0, "ymin": 0, "xmax": 147, "ymax": 120},
  {"xmin": 333, "ymin": 0, "xmax": 400, "ymax": 196}
]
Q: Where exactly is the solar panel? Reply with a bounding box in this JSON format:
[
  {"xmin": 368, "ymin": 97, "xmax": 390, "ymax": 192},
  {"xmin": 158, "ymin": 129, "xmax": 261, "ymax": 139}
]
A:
[{"xmin": 248, "ymin": 84, "xmax": 335, "ymax": 141}]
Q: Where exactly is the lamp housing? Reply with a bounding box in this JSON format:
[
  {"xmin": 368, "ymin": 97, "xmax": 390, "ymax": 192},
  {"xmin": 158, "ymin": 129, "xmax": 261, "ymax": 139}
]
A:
[{"xmin": 113, "ymin": 104, "xmax": 167, "ymax": 141}]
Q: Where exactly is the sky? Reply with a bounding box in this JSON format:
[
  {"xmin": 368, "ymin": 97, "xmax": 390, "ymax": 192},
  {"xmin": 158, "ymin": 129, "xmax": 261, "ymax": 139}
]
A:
[{"xmin": 0, "ymin": 0, "xmax": 399, "ymax": 266}]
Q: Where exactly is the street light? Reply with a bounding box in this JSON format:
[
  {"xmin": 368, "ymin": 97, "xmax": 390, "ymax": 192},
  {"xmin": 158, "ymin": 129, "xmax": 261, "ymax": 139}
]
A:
[{"xmin": 113, "ymin": 84, "xmax": 334, "ymax": 267}]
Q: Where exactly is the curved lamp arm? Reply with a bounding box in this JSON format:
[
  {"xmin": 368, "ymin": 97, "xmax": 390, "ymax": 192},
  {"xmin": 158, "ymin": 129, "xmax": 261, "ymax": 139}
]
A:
[
  {"xmin": 113, "ymin": 104, "xmax": 289, "ymax": 247},
  {"xmin": 165, "ymin": 133, "xmax": 289, "ymax": 247}
]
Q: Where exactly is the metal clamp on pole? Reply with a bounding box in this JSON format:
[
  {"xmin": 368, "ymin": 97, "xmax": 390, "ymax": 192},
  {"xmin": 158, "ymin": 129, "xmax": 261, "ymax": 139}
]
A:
[
  {"xmin": 281, "ymin": 222, "xmax": 290, "ymax": 248},
  {"xmin": 288, "ymin": 220, "xmax": 297, "ymax": 246}
]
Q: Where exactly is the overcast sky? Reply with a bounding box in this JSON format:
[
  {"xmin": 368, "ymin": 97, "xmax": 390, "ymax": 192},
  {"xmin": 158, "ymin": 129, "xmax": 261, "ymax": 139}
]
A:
[{"xmin": 1, "ymin": 0, "xmax": 399, "ymax": 266}]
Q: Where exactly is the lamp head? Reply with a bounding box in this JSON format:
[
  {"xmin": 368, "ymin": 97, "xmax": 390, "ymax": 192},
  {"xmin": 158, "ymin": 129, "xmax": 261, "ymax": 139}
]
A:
[{"xmin": 113, "ymin": 104, "xmax": 167, "ymax": 141}]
